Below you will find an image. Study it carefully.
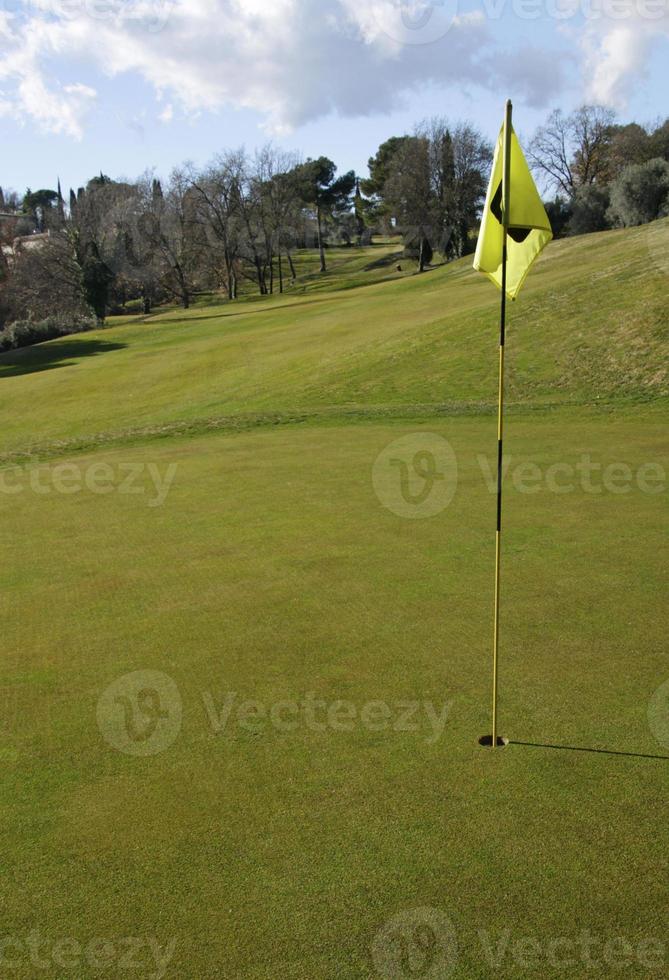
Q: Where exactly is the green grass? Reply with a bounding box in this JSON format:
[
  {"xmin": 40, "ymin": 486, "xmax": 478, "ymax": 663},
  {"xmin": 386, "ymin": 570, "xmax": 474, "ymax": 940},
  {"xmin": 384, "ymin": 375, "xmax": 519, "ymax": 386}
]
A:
[
  {"xmin": 1, "ymin": 222, "xmax": 668, "ymax": 978},
  {"xmin": 1, "ymin": 221, "xmax": 666, "ymax": 461}
]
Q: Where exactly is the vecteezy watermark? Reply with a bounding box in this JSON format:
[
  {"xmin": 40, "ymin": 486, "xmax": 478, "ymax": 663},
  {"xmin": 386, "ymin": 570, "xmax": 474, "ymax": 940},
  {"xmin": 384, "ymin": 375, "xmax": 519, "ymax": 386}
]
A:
[
  {"xmin": 372, "ymin": 0, "xmax": 460, "ymax": 45},
  {"xmin": 372, "ymin": 434, "xmax": 458, "ymax": 518},
  {"xmin": 372, "ymin": 908, "xmax": 459, "ymax": 979},
  {"xmin": 202, "ymin": 691, "xmax": 454, "ymax": 745},
  {"xmin": 373, "ymin": 436, "xmax": 666, "ymax": 518},
  {"xmin": 478, "ymin": 929, "xmax": 667, "ymax": 971},
  {"xmin": 371, "ymin": 910, "xmax": 668, "ymax": 977},
  {"xmin": 476, "ymin": 453, "xmax": 666, "ymax": 497},
  {"xmin": 0, "ymin": 931, "xmax": 175, "ymax": 977},
  {"xmin": 0, "ymin": 461, "xmax": 178, "ymax": 507},
  {"xmin": 97, "ymin": 670, "xmax": 182, "ymax": 756},
  {"xmin": 97, "ymin": 672, "xmax": 455, "ymax": 755},
  {"xmin": 648, "ymin": 678, "xmax": 669, "ymax": 750},
  {"xmin": 4, "ymin": 0, "xmax": 173, "ymax": 33},
  {"xmin": 477, "ymin": 0, "xmax": 668, "ymax": 19},
  {"xmin": 370, "ymin": 0, "xmax": 665, "ymax": 42}
]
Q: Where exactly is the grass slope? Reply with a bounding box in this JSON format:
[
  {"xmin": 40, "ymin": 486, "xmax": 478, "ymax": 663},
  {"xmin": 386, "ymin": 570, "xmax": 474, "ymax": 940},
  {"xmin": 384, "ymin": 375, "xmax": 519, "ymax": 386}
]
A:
[
  {"xmin": 0, "ymin": 221, "xmax": 668, "ymax": 978},
  {"xmin": 0, "ymin": 220, "xmax": 666, "ymax": 460}
]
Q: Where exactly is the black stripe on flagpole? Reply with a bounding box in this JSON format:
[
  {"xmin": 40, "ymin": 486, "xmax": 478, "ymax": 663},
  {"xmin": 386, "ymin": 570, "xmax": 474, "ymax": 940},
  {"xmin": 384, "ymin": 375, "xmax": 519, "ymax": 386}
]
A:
[
  {"xmin": 496, "ymin": 439, "xmax": 503, "ymax": 532},
  {"xmin": 500, "ymin": 238, "xmax": 507, "ymax": 347},
  {"xmin": 497, "ymin": 237, "xmax": 508, "ymax": 531}
]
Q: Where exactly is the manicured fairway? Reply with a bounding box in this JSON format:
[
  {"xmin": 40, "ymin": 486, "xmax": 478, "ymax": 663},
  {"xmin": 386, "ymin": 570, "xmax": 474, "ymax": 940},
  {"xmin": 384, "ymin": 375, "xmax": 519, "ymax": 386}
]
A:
[{"xmin": 1, "ymin": 224, "xmax": 668, "ymax": 978}]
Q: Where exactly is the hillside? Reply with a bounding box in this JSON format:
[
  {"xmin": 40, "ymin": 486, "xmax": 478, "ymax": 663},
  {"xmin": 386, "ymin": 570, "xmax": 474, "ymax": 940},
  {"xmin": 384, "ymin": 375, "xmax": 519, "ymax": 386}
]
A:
[{"xmin": 0, "ymin": 219, "xmax": 667, "ymax": 462}]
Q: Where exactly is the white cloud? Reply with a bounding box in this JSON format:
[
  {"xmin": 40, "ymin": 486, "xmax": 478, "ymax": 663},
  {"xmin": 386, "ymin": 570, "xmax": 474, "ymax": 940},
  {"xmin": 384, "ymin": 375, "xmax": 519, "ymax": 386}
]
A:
[
  {"xmin": 0, "ymin": 40, "xmax": 97, "ymax": 137},
  {"xmin": 581, "ymin": 17, "xmax": 669, "ymax": 107},
  {"xmin": 0, "ymin": 6, "xmax": 97, "ymax": 136},
  {"xmin": 0, "ymin": 0, "xmax": 666, "ymax": 139},
  {"xmin": 0, "ymin": 1, "xmax": 488, "ymax": 136}
]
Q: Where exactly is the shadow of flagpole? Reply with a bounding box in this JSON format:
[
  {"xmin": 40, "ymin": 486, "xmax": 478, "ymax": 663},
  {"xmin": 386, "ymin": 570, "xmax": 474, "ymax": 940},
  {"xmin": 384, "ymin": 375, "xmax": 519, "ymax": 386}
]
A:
[{"xmin": 509, "ymin": 740, "xmax": 669, "ymax": 762}]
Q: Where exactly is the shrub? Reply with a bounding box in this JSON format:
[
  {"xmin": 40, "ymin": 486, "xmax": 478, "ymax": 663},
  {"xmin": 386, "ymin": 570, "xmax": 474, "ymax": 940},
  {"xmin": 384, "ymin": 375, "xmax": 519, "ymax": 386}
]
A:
[
  {"xmin": 607, "ymin": 158, "xmax": 669, "ymax": 227},
  {"xmin": 123, "ymin": 298, "xmax": 145, "ymax": 313},
  {"xmin": 568, "ymin": 185, "xmax": 611, "ymax": 236},
  {"xmin": 0, "ymin": 314, "xmax": 100, "ymax": 353},
  {"xmin": 544, "ymin": 197, "xmax": 572, "ymax": 238}
]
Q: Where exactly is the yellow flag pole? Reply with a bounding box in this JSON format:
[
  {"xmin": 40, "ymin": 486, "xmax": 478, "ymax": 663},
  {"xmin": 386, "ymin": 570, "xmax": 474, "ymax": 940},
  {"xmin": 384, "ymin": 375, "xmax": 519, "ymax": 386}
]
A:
[{"xmin": 491, "ymin": 99, "xmax": 513, "ymax": 748}]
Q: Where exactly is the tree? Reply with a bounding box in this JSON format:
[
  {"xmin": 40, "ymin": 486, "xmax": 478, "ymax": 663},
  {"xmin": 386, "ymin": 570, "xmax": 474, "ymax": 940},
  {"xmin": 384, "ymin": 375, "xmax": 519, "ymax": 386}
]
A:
[
  {"xmin": 379, "ymin": 119, "xmax": 492, "ymax": 266},
  {"xmin": 362, "ymin": 137, "xmax": 411, "ymax": 199},
  {"xmin": 80, "ymin": 245, "xmax": 114, "ymax": 319},
  {"xmin": 648, "ymin": 118, "xmax": 669, "ymax": 162},
  {"xmin": 529, "ymin": 106, "xmax": 616, "ymax": 196},
  {"xmin": 360, "ymin": 136, "xmax": 411, "ymax": 228},
  {"xmin": 293, "ymin": 158, "xmax": 355, "ymax": 272},
  {"xmin": 191, "ymin": 152, "xmax": 244, "ymax": 301},
  {"xmin": 570, "ymin": 106, "xmax": 617, "ymax": 186},
  {"xmin": 104, "ymin": 177, "xmax": 164, "ymax": 314},
  {"xmin": 67, "ymin": 175, "xmax": 138, "ymax": 319},
  {"xmin": 1, "ymin": 234, "xmax": 89, "ymax": 322},
  {"xmin": 529, "ymin": 110, "xmax": 574, "ymax": 196},
  {"xmin": 383, "ymin": 137, "xmax": 435, "ymax": 271},
  {"xmin": 425, "ymin": 122, "xmax": 456, "ymax": 256},
  {"xmin": 0, "ymin": 187, "xmax": 20, "ymax": 212},
  {"xmin": 2, "ymin": 175, "xmax": 137, "ymax": 323},
  {"xmin": 607, "ymin": 158, "xmax": 669, "ymax": 227},
  {"xmin": 606, "ymin": 123, "xmax": 653, "ymax": 180},
  {"xmin": 235, "ymin": 155, "xmax": 274, "ymax": 296},
  {"xmin": 446, "ymin": 121, "xmax": 492, "ymax": 256},
  {"xmin": 254, "ymin": 147, "xmax": 302, "ymax": 293},
  {"xmin": 568, "ymin": 185, "xmax": 610, "ymax": 236},
  {"xmin": 23, "ymin": 188, "xmax": 59, "ymax": 232},
  {"xmin": 139, "ymin": 169, "xmax": 203, "ymax": 308},
  {"xmin": 544, "ymin": 197, "xmax": 572, "ymax": 238}
]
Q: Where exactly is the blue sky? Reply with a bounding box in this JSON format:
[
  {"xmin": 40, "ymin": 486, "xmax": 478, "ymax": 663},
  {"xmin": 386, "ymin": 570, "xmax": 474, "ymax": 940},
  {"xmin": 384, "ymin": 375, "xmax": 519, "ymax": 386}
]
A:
[{"xmin": 1, "ymin": 0, "xmax": 668, "ymax": 196}]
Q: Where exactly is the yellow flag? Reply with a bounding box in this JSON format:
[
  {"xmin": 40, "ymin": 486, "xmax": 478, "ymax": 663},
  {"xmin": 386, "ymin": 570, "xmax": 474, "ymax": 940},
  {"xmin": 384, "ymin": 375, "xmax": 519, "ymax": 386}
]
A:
[{"xmin": 474, "ymin": 123, "xmax": 553, "ymax": 300}]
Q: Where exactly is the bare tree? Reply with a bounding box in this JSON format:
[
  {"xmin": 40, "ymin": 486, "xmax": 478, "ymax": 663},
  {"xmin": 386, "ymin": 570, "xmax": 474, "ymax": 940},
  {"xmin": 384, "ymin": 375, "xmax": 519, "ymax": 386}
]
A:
[
  {"xmin": 2, "ymin": 233, "xmax": 88, "ymax": 322},
  {"xmin": 530, "ymin": 106, "xmax": 616, "ymax": 197},
  {"xmin": 139, "ymin": 169, "xmax": 202, "ymax": 309},
  {"xmin": 570, "ymin": 106, "xmax": 617, "ymax": 185},
  {"xmin": 235, "ymin": 157, "xmax": 271, "ymax": 295},
  {"xmin": 451, "ymin": 122, "xmax": 493, "ymax": 254},
  {"xmin": 191, "ymin": 151, "xmax": 245, "ymax": 300},
  {"xmin": 529, "ymin": 110, "xmax": 575, "ymax": 196},
  {"xmin": 106, "ymin": 177, "xmax": 163, "ymax": 313},
  {"xmin": 253, "ymin": 146, "xmax": 302, "ymax": 293}
]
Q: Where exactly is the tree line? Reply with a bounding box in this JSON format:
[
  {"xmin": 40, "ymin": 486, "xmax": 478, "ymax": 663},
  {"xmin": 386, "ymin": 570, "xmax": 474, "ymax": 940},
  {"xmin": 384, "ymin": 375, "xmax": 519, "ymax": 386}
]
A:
[
  {"xmin": 1, "ymin": 107, "xmax": 668, "ymax": 334},
  {"xmin": 529, "ymin": 107, "xmax": 669, "ymax": 235},
  {"xmin": 1, "ymin": 151, "xmax": 356, "ymax": 322}
]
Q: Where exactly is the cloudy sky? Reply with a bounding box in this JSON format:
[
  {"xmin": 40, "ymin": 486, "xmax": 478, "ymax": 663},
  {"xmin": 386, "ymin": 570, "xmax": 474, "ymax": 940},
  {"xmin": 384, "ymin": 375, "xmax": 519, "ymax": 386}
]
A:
[{"xmin": 1, "ymin": 0, "xmax": 667, "ymax": 194}]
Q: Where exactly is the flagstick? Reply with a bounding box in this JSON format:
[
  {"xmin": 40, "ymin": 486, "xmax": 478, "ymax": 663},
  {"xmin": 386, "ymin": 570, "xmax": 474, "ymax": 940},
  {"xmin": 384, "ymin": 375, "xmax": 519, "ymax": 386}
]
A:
[{"xmin": 491, "ymin": 99, "xmax": 513, "ymax": 748}]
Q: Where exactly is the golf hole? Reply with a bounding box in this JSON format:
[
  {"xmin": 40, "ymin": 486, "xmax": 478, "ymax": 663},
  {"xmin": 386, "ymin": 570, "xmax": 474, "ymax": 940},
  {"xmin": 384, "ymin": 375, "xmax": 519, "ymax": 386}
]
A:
[{"xmin": 478, "ymin": 735, "xmax": 509, "ymax": 748}]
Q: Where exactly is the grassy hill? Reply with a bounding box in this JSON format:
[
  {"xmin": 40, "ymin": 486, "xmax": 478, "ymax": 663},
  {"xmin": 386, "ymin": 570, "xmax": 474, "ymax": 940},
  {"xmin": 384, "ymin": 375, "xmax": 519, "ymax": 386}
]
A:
[
  {"xmin": 1, "ymin": 222, "xmax": 667, "ymax": 978},
  {"xmin": 0, "ymin": 219, "xmax": 666, "ymax": 461}
]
